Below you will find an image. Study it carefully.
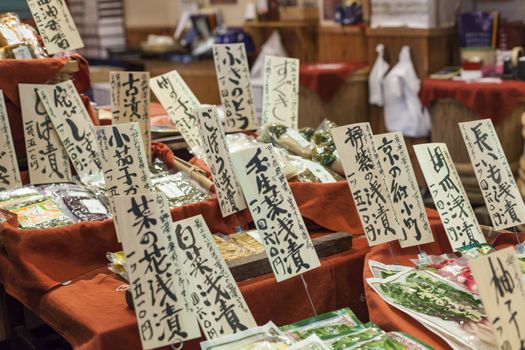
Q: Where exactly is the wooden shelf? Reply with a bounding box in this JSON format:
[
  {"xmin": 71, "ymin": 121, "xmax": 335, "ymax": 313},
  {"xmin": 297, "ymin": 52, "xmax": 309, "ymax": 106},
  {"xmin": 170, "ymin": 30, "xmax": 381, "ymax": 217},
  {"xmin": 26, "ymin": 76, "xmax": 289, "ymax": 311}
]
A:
[
  {"xmin": 318, "ymin": 25, "xmax": 365, "ymax": 34},
  {"xmin": 365, "ymin": 26, "xmax": 456, "ymax": 38},
  {"xmin": 244, "ymin": 20, "xmax": 317, "ymax": 29}
]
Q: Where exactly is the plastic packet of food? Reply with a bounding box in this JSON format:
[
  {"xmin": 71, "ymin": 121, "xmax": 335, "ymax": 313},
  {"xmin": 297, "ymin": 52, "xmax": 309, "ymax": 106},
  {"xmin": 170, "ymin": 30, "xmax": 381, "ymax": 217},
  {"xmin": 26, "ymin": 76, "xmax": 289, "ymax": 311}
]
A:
[
  {"xmin": 350, "ymin": 332, "xmax": 434, "ymax": 350},
  {"xmin": 325, "ymin": 323, "xmax": 384, "ymax": 350},
  {"xmin": 226, "ymin": 133, "xmax": 260, "ymax": 153},
  {"xmin": 281, "ymin": 308, "xmax": 362, "ymax": 341},
  {"xmin": 200, "ymin": 322, "xmax": 294, "ymax": 350},
  {"xmin": 259, "ymin": 123, "xmax": 312, "ymax": 159},
  {"xmin": 43, "ymin": 183, "xmax": 110, "ymax": 222},
  {"xmin": 6, "ymin": 197, "xmax": 75, "ymax": 229},
  {"xmin": 287, "ymin": 335, "xmax": 330, "ymax": 350},
  {"xmin": 229, "ymin": 230, "xmax": 265, "ymax": 255},
  {"xmin": 153, "ymin": 172, "xmax": 209, "ymax": 207},
  {"xmin": 0, "ymin": 186, "xmax": 42, "ymax": 209},
  {"xmin": 107, "ymin": 251, "xmax": 129, "ymax": 281},
  {"xmin": 213, "ymin": 233, "xmax": 251, "ymax": 262}
]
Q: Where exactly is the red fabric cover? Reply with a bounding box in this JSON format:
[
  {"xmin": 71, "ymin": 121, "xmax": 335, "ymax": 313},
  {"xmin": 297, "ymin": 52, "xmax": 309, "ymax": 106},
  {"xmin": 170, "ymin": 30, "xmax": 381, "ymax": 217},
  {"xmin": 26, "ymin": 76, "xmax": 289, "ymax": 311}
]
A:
[
  {"xmin": 419, "ymin": 79, "xmax": 525, "ymax": 123},
  {"xmin": 299, "ymin": 63, "xmax": 368, "ymax": 102},
  {"xmin": 0, "ymin": 54, "xmax": 93, "ymax": 156},
  {"xmin": 364, "ymin": 216, "xmax": 525, "ymax": 350}
]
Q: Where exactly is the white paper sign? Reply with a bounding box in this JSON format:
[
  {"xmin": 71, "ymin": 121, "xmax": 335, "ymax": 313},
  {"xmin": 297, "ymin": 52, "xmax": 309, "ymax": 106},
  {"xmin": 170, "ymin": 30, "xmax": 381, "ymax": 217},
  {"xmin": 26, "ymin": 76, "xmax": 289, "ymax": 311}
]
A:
[
  {"xmin": 470, "ymin": 247, "xmax": 525, "ymax": 350},
  {"xmin": 460, "ymin": 119, "xmax": 525, "ymax": 230},
  {"xmin": 113, "ymin": 193, "xmax": 200, "ymax": 350},
  {"xmin": 37, "ymin": 80, "xmax": 102, "ymax": 181},
  {"xmin": 0, "ymin": 91, "xmax": 22, "ymax": 191},
  {"xmin": 150, "ymin": 70, "xmax": 202, "ymax": 151},
  {"xmin": 331, "ymin": 123, "xmax": 401, "ymax": 246},
  {"xmin": 27, "ymin": 0, "xmax": 84, "ymax": 54},
  {"xmin": 262, "ymin": 56, "xmax": 300, "ymax": 129},
  {"xmin": 110, "ymin": 71, "xmax": 152, "ymax": 163},
  {"xmin": 414, "ymin": 143, "xmax": 486, "ymax": 250},
  {"xmin": 231, "ymin": 144, "xmax": 320, "ymax": 282},
  {"xmin": 19, "ymin": 84, "xmax": 71, "ymax": 185},
  {"xmin": 213, "ymin": 43, "xmax": 258, "ymax": 132},
  {"xmin": 97, "ymin": 123, "xmax": 152, "ymax": 196},
  {"xmin": 196, "ymin": 106, "xmax": 247, "ymax": 217},
  {"xmin": 374, "ymin": 132, "xmax": 434, "ymax": 247},
  {"xmin": 173, "ymin": 214, "xmax": 256, "ymax": 339}
]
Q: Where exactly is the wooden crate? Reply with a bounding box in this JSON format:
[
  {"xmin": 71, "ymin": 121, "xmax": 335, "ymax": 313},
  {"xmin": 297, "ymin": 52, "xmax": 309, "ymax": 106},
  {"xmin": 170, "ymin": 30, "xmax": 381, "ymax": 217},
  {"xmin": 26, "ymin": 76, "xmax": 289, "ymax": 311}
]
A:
[
  {"xmin": 298, "ymin": 68, "xmax": 369, "ymax": 128},
  {"xmin": 318, "ymin": 25, "xmax": 367, "ymax": 62},
  {"xmin": 365, "ymin": 26, "xmax": 458, "ymax": 79}
]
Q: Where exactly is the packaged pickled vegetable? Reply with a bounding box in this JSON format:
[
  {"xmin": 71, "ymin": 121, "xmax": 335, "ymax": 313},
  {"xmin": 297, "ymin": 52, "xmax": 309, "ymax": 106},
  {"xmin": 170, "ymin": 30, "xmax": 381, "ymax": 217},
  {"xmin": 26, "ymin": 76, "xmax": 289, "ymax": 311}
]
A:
[
  {"xmin": 7, "ymin": 197, "xmax": 74, "ymax": 229},
  {"xmin": 152, "ymin": 172, "xmax": 209, "ymax": 207},
  {"xmin": 44, "ymin": 184, "xmax": 109, "ymax": 222}
]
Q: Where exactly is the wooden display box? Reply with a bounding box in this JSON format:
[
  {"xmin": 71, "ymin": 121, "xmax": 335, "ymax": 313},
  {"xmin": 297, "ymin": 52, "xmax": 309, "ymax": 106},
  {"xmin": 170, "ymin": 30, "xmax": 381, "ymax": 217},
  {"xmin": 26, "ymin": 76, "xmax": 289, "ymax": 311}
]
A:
[
  {"xmin": 366, "ymin": 26, "xmax": 458, "ymax": 78},
  {"xmin": 318, "ymin": 25, "xmax": 367, "ymax": 62}
]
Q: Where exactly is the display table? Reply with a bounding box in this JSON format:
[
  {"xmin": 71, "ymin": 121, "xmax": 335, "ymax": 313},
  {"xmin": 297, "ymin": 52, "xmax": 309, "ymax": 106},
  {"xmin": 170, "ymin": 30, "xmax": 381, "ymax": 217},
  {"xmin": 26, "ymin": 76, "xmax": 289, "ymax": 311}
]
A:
[
  {"xmin": 364, "ymin": 228, "xmax": 524, "ymax": 350},
  {"xmin": 420, "ymin": 79, "xmax": 525, "ymax": 203}
]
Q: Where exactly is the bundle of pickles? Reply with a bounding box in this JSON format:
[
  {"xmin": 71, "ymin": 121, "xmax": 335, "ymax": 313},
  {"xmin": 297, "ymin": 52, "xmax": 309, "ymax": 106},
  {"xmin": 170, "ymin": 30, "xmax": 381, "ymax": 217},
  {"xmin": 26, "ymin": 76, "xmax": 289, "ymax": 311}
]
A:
[
  {"xmin": 200, "ymin": 308, "xmax": 434, "ymax": 350},
  {"xmin": 0, "ymin": 12, "xmax": 47, "ymax": 59}
]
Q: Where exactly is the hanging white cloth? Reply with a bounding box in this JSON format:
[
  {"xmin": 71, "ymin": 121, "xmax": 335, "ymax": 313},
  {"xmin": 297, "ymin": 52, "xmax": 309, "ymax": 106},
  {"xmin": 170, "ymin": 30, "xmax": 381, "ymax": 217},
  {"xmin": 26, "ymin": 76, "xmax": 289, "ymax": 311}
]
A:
[
  {"xmin": 382, "ymin": 46, "xmax": 430, "ymax": 137},
  {"xmin": 368, "ymin": 44, "xmax": 389, "ymax": 106}
]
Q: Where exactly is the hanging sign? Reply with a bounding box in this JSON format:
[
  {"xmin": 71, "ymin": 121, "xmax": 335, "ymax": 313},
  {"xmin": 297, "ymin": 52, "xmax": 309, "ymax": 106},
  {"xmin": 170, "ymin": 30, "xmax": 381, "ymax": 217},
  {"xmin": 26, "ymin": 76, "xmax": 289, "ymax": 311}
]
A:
[
  {"xmin": 110, "ymin": 71, "xmax": 152, "ymax": 163},
  {"xmin": 262, "ymin": 56, "xmax": 300, "ymax": 129},
  {"xmin": 414, "ymin": 143, "xmax": 486, "ymax": 250},
  {"xmin": 460, "ymin": 119, "xmax": 525, "ymax": 230},
  {"xmin": 19, "ymin": 84, "xmax": 71, "ymax": 185},
  {"xmin": 37, "ymin": 80, "xmax": 102, "ymax": 181},
  {"xmin": 196, "ymin": 106, "xmax": 247, "ymax": 217},
  {"xmin": 213, "ymin": 43, "xmax": 258, "ymax": 132},
  {"xmin": 231, "ymin": 144, "xmax": 320, "ymax": 282},
  {"xmin": 470, "ymin": 247, "xmax": 525, "ymax": 350},
  {"xmin": 113, "ymin": 192, "xmax": 200, "ymax": 349},
  {"xmin": 0, "ymin": 90, "xmax": 22, "ymax": 190},
  {"xmin": 173, "ymin": 214, "xmax": 256, "ymax": 339},
  {"xmin": 331, "ymin": 122, "xmax": 401, "ymax": 246},
  {"xmin": 150, "ymin": 70, "xmax": 201, "ymax": 150},
  {"xmin": 26, "ymin": 0, "xmax": 84, "ymax": 54},
  {"xmin": 374, "ymin": 132, "xmax": 434, "ymax": 247}
]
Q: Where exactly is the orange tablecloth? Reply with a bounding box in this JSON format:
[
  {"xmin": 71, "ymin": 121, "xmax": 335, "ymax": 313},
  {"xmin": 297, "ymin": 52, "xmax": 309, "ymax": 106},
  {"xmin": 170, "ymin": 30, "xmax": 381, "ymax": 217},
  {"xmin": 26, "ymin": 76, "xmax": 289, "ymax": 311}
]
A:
[
  {"xmin": 364, "ymin": 225, "xmax": 525, "ymax": 350},
  {"xmin": 0, "ymin": 54, "xmax": 94, "ymax": 157},
  {"xmin": 300, "ymin": 63, "xmax": 368, "ymax": 102},
  {"xmin": 419, "ymin": 79, "xmax": 525, "ymax": 122}
]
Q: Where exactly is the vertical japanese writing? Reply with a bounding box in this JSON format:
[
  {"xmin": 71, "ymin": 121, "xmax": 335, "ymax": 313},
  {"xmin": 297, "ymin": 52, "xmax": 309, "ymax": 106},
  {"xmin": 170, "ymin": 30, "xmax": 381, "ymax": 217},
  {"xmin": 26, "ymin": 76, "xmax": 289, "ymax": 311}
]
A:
[
  {"xmin": 173, "ymin": 214, "xmax": 256, "ymax": 339},
  {"xmin": 460, "ymin": 119, "xmax": 525, "ymax": 230},
  {"xmin": 113, "ymin": 193, "xmax": 200, "ymax": 350},
  {"xmin": 414, "ymin": 143, "xmax": 486, "ymax": 250},
  {"xmin": 0, "ymin": 90, "xmax": 22, "ymax": 191},
  {"xmin": 196, "ymin": 106, "xmax": 247, "ymax": 217},
  {"xmin": 19, "ymin": 84, "xmax": 71, "ymax": 185},
  {"xmin": 231, "ymin": 145, "xmax": 320, "ymax": 282},
  {"xmin": 37, "ymin": 80, "xmax": 102, "ymax": 181},
  {"xmin": 331, "ymin": 123, "xmax": 401, "ymax": 246},
  {"xmin": 111, "ymin": 71, "xmax": 152, "ymax": 163},
  {"xmin": 26, "ymin": 0, "xmax": 84, "ymax": 54},
  {"xmin": 262, "ymin": 56, "xmax": 299, "ymax": 129},
  {"xmin": 374, "ymin": 132, "xmax": 434, "ymax": 247},
  {"xmin": 213, "ymin": 43, "xmax": 258, "ymax": 132},
  {"xmin": 470, "ymin": 247, "xmax": 525, "ymax": 350},
  {"xmin": 150, "ymin": 70, "xmax": 202, "ymax": 150}
]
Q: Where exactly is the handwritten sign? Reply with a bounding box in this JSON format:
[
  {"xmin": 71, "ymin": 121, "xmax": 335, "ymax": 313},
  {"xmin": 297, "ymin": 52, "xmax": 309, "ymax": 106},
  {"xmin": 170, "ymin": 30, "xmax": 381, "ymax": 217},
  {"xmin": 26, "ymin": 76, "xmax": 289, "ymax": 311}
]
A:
[
  {"xmin": 460, "ymin": 119, "xmax": 525, "ymax": 230},
  {"xmin": 262, "ymin": 56, "xmax": 299, "ymax": 129},
  {"xmin": 231, "ymin": 145, "xmax": 320, "ymax": 282},
  {"xmin": 331, "ymin": 123, "xmax": 401, "ymax": 246},
  {"xmin": 0, "ymin": 91, "xmax": 21, "ymax": 191},
  {"xmin": 374, "ymin": 132, "xmax": 434, "ymax": 247},
  {"xmin": 97, "ymin": 123, "xmax": 152, "ymax": 196},
  {"xmin": 196, "ymin": 106, "xmax": 247, "ymax": 217},
  {"xmin": 414, "ymin": 143, "xmax": 486, "ymax": 250},
  {"xmin": 110, "ymin": 71, "xmax": 152, "ymax": 163},
  {"xmin": 150, "ymin": 70, "xmax": 201, "ymax": 151},
  {"xmin": 19, "ymin": 84, "xmax": 71, "ymax": 185},
  {"xmin": 213, "ymin": 43, "xmax": 258, "ymax": 132},
  {"xmin": 113, "ymin": 193, "xmax": 200, "ymax": 349},
  {"xmin": 27, "ymin": 0, "xmax": 84, "ymax": 54},
  {"xmin": 37, "ymin": 80, "xmax": 102, "ymax": 181},
  {"xmin": 470, "ymin": 247, "xmax": 525, "ymax": 350},
  {"xmin": 173, "ymin": 214, "xmax": 256, "ymax": 339}
]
